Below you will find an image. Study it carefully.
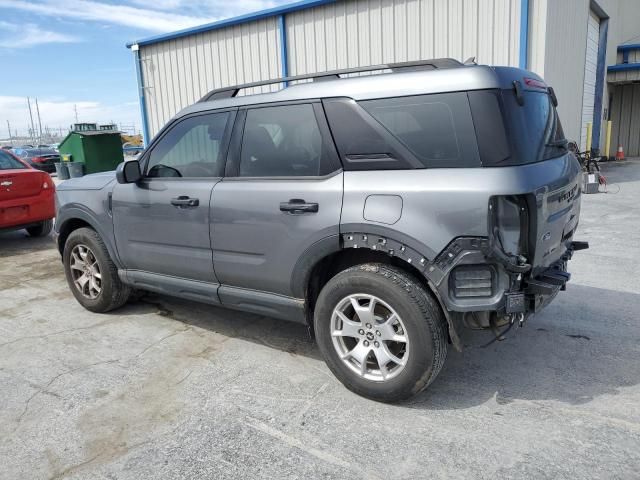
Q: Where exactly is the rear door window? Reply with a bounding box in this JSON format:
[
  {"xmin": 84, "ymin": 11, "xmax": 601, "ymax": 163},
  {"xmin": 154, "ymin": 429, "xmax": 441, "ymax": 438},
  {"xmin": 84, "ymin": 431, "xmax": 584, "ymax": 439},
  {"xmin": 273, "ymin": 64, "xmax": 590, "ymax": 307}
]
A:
[
  {"xmin": 359, "ymin": 93, "xmax": 480, "ymax": 168},
  {"xmin": 239, "ymin": 104, "xmax": 333, "ymax": 177}
]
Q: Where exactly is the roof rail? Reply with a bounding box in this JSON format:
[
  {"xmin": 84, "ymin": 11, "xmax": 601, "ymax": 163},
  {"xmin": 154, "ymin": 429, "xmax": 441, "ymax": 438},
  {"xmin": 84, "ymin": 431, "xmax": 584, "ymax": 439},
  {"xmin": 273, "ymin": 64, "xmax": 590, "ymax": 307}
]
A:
[{"xmin": 198, "ymin": 58, "xmax": 464, "ymax": 102}]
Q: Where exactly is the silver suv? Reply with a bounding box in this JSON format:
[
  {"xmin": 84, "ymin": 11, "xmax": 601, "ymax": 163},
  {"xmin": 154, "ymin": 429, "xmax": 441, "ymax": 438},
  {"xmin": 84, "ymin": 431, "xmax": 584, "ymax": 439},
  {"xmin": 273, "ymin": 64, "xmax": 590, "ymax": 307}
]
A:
[{"xmin": 55, "ymin": 59, "xmax": 587, "ymax": 402}]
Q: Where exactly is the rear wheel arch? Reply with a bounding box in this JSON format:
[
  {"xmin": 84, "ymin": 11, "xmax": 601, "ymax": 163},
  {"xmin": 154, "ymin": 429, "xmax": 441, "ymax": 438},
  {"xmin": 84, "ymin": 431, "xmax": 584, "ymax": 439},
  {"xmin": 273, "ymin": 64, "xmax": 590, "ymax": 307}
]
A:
[{"xmin": 303, "ymin": 238, "xmax": 460, "ymax": 350}]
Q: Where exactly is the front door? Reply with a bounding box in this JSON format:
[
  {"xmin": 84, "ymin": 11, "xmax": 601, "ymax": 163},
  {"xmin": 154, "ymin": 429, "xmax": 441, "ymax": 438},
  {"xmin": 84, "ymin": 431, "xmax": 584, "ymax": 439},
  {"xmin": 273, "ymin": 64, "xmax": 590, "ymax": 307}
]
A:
[
  {"xmin": 112, "ymin": 110, "xmax": 234, "ymax": 284},
  {"xmin": 212, "ymin": 103, "xmax": 343, "ymax": 297}
]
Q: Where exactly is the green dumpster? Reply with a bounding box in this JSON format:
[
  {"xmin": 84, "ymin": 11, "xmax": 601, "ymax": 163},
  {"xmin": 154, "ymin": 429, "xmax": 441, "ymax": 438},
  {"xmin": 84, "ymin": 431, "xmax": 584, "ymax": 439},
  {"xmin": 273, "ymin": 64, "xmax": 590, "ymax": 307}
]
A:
[{"xmin": 57, "ymin": 124, "xmax": 124, "ymax": 174}]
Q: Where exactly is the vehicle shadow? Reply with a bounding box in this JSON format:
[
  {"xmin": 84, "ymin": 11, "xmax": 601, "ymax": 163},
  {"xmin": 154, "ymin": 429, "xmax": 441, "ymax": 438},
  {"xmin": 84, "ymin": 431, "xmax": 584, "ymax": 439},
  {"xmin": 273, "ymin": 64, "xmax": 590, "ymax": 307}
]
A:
[
  {"xmin": 0, "ymin": 230, "xmax": 55, "ymax": 257},
  {"xmin": 116, "ymin": 282, "xmax": 640, "ymax": 410}
]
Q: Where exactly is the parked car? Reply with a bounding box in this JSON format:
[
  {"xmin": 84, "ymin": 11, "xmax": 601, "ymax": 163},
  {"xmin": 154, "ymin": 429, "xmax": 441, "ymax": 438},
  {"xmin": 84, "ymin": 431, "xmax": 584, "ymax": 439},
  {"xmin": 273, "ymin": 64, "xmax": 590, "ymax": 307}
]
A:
[
  {"xmin": 11, "ymin": 148, "xmax": 60, "ymax": 173},
  {"xmin": 55, "ymin": 59, "xmax": 587, "ymax": 401},
  {"xmin": 0, "ymin": 149, "xmax": 55, "ymax": 237}
]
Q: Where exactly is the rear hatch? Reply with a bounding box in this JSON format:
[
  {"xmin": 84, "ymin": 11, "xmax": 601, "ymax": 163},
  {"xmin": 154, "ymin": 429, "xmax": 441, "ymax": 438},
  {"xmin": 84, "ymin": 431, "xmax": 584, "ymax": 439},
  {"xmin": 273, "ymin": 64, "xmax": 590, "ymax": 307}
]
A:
[
  {"xmin": 471, "ymin": 70, "xmax": 582, "ymax": 273},
  {"xmin": 528, "ymin": 155, "xmax": 582, "ymax": 271}
]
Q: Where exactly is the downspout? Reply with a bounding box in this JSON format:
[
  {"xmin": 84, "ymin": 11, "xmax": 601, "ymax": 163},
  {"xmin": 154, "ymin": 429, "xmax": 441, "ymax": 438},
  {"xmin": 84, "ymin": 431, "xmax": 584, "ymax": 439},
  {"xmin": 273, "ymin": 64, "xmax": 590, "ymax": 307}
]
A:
[
  {"xmin": 592, "ymin": 18, "xmax": 609, "ymax": 151},
  {"xmin": 278, "ymin": 14, "xmax": 289, "ymax": 86},
  {"xmin": 131, "ymin": 44, "xmax": 151, "ymax": 147},
  {"xmin": 519, "ymin": 0, "xmax": 529, "ymax": 69}
]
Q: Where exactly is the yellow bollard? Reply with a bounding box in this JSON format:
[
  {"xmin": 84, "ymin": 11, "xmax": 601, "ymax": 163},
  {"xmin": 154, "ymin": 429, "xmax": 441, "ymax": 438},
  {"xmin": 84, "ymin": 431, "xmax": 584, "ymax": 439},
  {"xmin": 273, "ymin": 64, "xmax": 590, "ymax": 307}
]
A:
[
  {"xmin": 586, "ymin": 122, "xmax": 592, "ymax": 154},
  {"xmin": 604, "ymin": 120, "xmax": 612, "ymax": 159}
]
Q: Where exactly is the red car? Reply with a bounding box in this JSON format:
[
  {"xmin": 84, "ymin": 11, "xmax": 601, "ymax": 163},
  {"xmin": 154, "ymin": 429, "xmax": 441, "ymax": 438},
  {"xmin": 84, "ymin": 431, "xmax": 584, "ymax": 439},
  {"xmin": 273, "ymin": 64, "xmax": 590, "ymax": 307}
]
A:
[{"xmin": 0, "ymin": 149, "xmax": 55, "ymax": 237}]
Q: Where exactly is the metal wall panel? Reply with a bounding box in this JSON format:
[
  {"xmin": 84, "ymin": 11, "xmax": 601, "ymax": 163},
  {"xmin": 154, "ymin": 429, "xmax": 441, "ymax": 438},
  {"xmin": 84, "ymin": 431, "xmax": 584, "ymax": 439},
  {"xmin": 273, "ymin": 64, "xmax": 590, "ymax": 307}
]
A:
[
  {"xmin": 579, "ymin": 11, "xmax": 601, "ymax": 150},
  {"xmin": 139, "ymin": 17, "xmax": 281, "ymax": 136},
  {"xmin": 610, "ymin": 84, "xmax": 640, "ymax": 157},
  {"xmin": 285, "ymin": 0, "xmax": 523, "ymax": 76},
  {"xmin": 543, "ymin": 0, "xmax": 590, "ymax": 145}
]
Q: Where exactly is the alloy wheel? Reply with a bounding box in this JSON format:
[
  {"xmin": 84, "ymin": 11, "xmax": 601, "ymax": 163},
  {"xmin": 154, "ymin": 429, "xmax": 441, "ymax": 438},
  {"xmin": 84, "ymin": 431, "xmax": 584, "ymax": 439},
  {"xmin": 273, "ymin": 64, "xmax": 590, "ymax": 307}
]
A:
[
  {"xmin": 69, "ymin": 244, "xmax": 102, "ymax": 299},
  {"xmin": 331, "ymin": 294, "xmax": 410, "ymax": 382}
]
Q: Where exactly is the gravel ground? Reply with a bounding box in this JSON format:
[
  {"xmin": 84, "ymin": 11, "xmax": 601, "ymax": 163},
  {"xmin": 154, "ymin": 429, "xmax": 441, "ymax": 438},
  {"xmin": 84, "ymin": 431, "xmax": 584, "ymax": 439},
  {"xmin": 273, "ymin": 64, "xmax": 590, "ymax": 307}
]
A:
[{"xmin": 1, "ymin": 160, "xmax": 639, "ymax": 479}]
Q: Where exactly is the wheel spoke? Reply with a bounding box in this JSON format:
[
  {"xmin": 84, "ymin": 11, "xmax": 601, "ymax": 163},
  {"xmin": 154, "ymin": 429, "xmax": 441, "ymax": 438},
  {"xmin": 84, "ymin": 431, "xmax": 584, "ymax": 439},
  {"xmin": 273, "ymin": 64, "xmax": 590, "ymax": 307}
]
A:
[
  {"xmin": 379, "ymin": 343, "xmax": 406, "ymax": 367},
  {"xmin": 89, "ymin": 277, "xmax": 100, "ymax": 296},
  {"xmin": 343, "ymin": 340, "xmax": 370, "ymax": 363},
  {"xmin": 332, "ymin": 311, "xmax": 362, "ymax": 337},
  {"xmin": 378, "ymin": 315, "xmax": 407, "ymax": 343},
  {"xmin": 70, "ymin": 251, "xmax": 85, "ymax": 269},
  {"xmin": 75, "ymin": 273, "xmax": 89, "ymax": 290},
  {"xmin": 350, "ymin": 295, "xmax": 376, "ymax": 325}
]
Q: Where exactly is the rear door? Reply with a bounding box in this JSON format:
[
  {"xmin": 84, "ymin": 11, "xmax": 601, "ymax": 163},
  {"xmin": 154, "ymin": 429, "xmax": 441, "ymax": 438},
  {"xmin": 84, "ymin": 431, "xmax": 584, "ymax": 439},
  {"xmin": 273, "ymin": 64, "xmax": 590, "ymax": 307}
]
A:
[
  {"xmin": 212, "ymin": 102, "xmax": 343, "ymax": 297},
  {"xmin": 112, "ymin": 110, "xmax": 234, "ymax": 283}
]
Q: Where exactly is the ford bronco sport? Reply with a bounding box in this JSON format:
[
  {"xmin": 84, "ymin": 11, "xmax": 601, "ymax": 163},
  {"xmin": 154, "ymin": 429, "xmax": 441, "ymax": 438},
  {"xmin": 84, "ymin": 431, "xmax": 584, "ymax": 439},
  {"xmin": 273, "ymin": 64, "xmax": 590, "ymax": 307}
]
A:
[{"xmin": 55, "ymin": 59, "xmax": 588, "ymax": 402}]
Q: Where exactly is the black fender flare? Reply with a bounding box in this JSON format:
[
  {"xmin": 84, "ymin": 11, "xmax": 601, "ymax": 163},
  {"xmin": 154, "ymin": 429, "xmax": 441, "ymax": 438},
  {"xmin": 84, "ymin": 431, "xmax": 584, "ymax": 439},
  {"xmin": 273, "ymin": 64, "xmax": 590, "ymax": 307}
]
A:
[
  {"xmin": 56, "ymin": 206, "xmax": 123, "ymax": 269},
  {"xmin": 291, "ymin": 225, "xmax": 462, "ymax": 351}
]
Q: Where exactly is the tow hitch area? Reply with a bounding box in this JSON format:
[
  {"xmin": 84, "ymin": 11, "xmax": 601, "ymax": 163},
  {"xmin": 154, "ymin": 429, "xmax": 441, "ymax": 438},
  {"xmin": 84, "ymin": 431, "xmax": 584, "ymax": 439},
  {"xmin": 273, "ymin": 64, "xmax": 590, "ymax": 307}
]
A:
[{"xmin": 524, "ymin": 240, "xmax": 589, "ymax": 310}]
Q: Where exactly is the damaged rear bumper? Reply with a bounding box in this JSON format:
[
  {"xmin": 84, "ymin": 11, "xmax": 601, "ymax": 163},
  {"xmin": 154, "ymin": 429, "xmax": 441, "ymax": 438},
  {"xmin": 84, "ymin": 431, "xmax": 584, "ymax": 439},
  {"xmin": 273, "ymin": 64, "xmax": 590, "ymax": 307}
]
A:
[{"xmin": 522, "ymin": 240, "xmax": 589, "ymax": 313}]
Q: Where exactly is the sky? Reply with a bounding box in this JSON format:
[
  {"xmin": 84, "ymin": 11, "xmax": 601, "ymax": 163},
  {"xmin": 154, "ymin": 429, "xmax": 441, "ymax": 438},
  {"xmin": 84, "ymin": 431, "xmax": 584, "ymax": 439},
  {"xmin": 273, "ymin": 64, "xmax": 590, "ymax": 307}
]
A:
[{"xmin": 0, "ymin": 0, "xmax": 289, "ymax": 139}]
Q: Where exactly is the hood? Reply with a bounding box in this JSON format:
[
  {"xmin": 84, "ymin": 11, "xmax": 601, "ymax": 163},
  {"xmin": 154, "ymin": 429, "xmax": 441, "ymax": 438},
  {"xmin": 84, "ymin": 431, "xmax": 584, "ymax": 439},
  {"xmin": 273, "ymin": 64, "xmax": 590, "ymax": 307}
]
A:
[{"xmin": 57, "ymin": 171, "xmax": 116, "ymax": 191}]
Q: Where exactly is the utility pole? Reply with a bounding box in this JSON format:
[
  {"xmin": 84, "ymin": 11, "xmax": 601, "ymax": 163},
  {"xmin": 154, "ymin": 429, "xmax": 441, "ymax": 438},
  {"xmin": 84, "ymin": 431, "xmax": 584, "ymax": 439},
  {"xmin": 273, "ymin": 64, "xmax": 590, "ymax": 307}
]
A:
[
  {"xmin": 27, "ymin": 97, "xmax": 36, "ymax": 145},
  {"xmin": 6, "ymin": 120, "xmax": 11, "ymax": 143},
  {"xmin": 35, "ymin": 98, "xmax": 43, "ymax": 142}
]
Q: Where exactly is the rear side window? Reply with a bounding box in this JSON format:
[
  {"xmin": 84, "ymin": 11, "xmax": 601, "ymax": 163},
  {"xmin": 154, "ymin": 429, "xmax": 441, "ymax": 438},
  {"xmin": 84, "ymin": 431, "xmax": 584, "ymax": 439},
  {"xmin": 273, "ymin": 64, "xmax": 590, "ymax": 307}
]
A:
[
  {"xmin": 0, "ymin": 151, "xmax": 27, "ymax": 170},
  {"xmin": 146, "ymin": 112, "xmax": 230, "ymax": 178},
  {"xmin": 468, "ymin": 90, "xmax": 512, "ymax": 165},
  {"xmin": 360, "ymin": 93, "xmax": 480, "ymax": 168},
  {"xmin": 239, "ymin": 104, "xmax": 326, "ymax": 177}
]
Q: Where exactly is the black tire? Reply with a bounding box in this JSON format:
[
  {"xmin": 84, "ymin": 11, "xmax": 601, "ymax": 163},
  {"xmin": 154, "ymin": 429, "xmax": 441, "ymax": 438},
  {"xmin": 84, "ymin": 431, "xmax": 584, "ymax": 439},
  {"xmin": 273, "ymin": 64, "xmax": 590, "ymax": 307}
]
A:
[
  {"xmin": 26, "ymin": 219, "xmax": 53, "ymax": 237},
  {"xmin": 63, "ymin": 227, "xmax": 131, "ymax": 313},
  {"xmin": 314, "ymin": 263, "xmax": 448, "ymax": 402}
]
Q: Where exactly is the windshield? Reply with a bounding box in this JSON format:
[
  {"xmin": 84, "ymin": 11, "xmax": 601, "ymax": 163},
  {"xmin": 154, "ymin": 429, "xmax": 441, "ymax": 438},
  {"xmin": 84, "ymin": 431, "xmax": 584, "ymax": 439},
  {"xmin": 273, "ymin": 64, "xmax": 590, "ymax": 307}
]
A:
[
  {"xmin": 501, "ymin": 89, "xmax": 567, "ymax": 165},
  {"xmin": 0, "ymin": 151, "xmax": 28, "ymax": 170}
]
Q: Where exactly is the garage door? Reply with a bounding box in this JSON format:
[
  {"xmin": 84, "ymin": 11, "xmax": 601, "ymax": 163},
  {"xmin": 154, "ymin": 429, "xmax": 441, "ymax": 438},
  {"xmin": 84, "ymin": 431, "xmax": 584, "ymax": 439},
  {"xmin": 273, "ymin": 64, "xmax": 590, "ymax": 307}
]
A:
[
  {"xmin": 610, "ymin": 84, "xmax": 640, "ymax": 157},
  {"xmin": 580, "ymin": 11, "xmax": 600, "ymax": 151}
]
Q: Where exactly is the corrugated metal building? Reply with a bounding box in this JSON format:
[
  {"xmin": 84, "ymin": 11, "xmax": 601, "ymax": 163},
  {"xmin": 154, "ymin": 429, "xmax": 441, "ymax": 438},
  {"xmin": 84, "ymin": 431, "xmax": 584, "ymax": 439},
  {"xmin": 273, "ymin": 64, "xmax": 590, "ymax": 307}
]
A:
[{"xmin": 128, "ymin": 0, "xmax": 640, "ymax": 156}]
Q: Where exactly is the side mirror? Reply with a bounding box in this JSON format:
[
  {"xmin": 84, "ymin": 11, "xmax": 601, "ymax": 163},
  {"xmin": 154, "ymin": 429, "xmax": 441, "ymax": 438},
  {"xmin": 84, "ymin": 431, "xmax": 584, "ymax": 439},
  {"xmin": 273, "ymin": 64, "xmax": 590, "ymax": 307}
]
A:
[{"xmin": 116, "ymin": 160, "xmax": 142, "ymax": 184}]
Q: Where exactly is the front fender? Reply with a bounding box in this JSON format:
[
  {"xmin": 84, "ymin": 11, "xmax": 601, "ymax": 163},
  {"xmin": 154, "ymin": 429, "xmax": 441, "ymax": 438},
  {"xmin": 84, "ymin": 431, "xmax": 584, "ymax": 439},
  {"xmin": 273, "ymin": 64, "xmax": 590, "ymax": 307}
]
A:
[{"xmin": 55, "ymin": 203, "xmax": 121, "ymax": 268}]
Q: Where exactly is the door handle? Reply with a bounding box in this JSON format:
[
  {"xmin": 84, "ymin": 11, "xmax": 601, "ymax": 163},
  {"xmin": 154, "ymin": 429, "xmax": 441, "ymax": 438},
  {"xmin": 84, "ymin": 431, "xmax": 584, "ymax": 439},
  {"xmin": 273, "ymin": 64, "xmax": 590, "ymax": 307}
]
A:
[
  {"xmin": 171, "ymin": 196, "xmax": 199, "ymax": 207},
  {"xmin": 280, "ymin": 199, "xmax": 319, "ymax": 214}
]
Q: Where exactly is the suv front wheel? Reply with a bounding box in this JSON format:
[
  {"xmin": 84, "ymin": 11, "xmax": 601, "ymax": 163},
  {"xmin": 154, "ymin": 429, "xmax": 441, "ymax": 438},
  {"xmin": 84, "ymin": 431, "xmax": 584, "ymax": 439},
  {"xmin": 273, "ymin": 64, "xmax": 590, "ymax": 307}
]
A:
[
  {"xmin": 314, "ymin": 263, "xmax": 448, "ymax": 402},
  {"xmin": 63, "ymin": 227, "xmax": 131, "ymax": 313}
]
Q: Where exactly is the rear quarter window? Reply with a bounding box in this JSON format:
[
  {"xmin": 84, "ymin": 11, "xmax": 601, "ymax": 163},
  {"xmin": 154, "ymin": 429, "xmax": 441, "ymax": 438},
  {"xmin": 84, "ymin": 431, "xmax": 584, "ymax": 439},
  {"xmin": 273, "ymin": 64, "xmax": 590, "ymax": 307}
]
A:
[{"xmin": 359, "ymin": 93, "xmax": 480, "ymax": 168}]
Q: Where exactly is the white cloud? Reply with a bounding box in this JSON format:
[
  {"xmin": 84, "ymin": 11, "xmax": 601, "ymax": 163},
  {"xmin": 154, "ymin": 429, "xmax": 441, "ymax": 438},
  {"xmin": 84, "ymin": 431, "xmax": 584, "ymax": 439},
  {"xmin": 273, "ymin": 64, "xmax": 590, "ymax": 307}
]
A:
[
  {"xmin": 0, "ymin": 0, "xmax": 281, "ymax": 33},
  {"xmin": 0, "ymin": 0, "xmax": 218, "ymax": 32},
  {"xmin": 0, "ymin": 96, "xmax": 141, "ymax": 138},
  {"xmin": 0, "ymin": 21, "xmax": 80, "ymax": 48}
]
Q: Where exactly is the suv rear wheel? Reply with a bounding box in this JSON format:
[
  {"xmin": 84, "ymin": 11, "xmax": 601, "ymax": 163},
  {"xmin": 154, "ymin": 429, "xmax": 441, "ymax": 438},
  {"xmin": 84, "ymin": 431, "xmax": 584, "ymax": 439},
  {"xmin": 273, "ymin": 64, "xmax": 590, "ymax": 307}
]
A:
[
  {"xmin": 63, "ymin": 227, "xmax": 131, "ymax": 313},
  {"xmin": 314, "ymin": 263, "xmax": 448, "ymax": 402}
]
